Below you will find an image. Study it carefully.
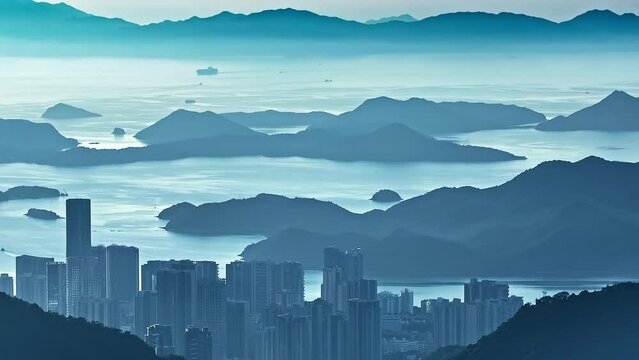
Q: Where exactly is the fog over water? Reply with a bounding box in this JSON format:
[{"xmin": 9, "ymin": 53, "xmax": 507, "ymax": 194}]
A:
[{"xmin": 1, "ymin": 52, "xmax": 638, "ymax": 302}]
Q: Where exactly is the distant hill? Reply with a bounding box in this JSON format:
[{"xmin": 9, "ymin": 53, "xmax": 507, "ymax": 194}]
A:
[
  {"xmin": 0, "ymin": 292, "xmax": 172, "ymax": 360},
  {"xmin": 311, "ymin": 97, "xmax": 546, "ymax": 135},
  {"xmin": 1, "ymin": 2, "xmax": 639, "ymax": 55},
  {"xmin": 536, "ymin": 91, "xmax": 639, "ymax": 131},
  {"xmin": 0, "ymin": 118, "xmax": 78, "ymax": 151},
  {"xmin": 365, "ymin": 14, "xmax": 418, "ymax": 25},
  {"xmin": 35, "ymin": 123, "xmax": 523, "ymax": 166},
  {"xmin": 446, "ymin": 283, "xmax": 639, "ymax": 360},
  {"xmin": 134, "ymin": 109, "xmax": 261, "ymax": 144},
  {"xmin": 165, "ymin": 157, "xmax": 639, "ymax": 277},
  {"xmin": 42, "ymin": 103, "xmax": 102, "ymax": 119}
]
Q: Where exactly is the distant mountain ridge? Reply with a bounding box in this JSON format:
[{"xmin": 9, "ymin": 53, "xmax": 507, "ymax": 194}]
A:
[{"xmin": 1, "ymin": 1, "xmax": 638, "ymax": 54}]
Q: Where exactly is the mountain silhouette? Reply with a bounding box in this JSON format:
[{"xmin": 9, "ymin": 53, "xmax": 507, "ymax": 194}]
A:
[
  {"xmin": 365, "ymin": 14, "xmax": 418, "ymax": 25},
  {"xmin": 0, "ymin": 118, "xmax": 78, "ymax": 152},
  {"xmin": 536, "ymin": 91, "xmax": 639, "ymax": 131},
  {"xmin": 42, "ymin": 103, "xmax": 102, "ymax": 119},
  {"xmin": 0, "ymin": 292, "xmax": 172, "ymax": 360},
  {"xmin": 164, "ymin": 157, "xmax": 639, "ymax": 277},
  {"xmin": 312, "ymin": 97, "xmax": 545, "ymax": 135},
  {"xmin": 445, "ymin": 283, "xmax": 639, "ymax": 360},
  {"xmin": 1, "ymin": 1, "xmax": 639, "ymax": 55},
  {"xmin": 134, "ymin": 109, "xmax": 260, "ymax": 144}
]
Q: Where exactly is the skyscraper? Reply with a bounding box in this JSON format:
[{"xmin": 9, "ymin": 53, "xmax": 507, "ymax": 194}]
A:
[
  {"xmin": 226, "ymin": 300, "xmax": 249, "ymax": 360},
  {"xmin": 66, "ymin": 199, "xmax": 91, "ymax": 258},
  {"xmin": 196, "ymin": 278, "xmax": 227, "ymax": 360},
  {"xmin": 185, "ymin": 327, "xmax": 213, "ymax": 360},
  {"xmin": 65, "ymin": 199, "xmax": 99, "ymax": 318},
  {"xmin": 106, "ymin": 245, "xmax": 139, "ymax": 302},
  {"xmin": 91, "ymin": 245, "xmax": 107, "ymax": 299},
  {"xmin": 0, "ymin": 273, "xmax": 13, "ymax": 296},
  {"xmin": 275, "ymin": 314, "xmax": 312, "ymax": 360},
  {"xmin": 156, "ymin": 269, "xmax": 194, "ymax": 356},
  {"xmin": 347, "ymin": 299, "xmax": 381, "ymax": 360},
  {"xmin": 66, "ymin": 255, "xmax": 99, "ymax": 317},
  {"xmin": 135, "ymin": 290, "xmax": 158, "ymax": 339},
  {"xmin": 46, "ymin": 262, "xmax": 67, "ymax": 315},
  {"xmin": 400, "ymin": 288, "xmax": 414, "ymax": 314},
  {"xmin": 464, "ymin": 279, "xmax": 509, "ymax": 303},
  {"xmin": 15, "ymin": 255, "xmax": 54, "ymax": 309}
]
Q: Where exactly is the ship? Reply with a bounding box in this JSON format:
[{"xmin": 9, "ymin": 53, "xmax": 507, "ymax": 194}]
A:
[{"xmin": 196, "ymin": 67, "xmax": 219, "ymax": 76}]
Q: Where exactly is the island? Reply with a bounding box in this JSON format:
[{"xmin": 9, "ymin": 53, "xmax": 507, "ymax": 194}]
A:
[
  {"xmin": 310, "ymin": 96, "xmax": 546, "ymax": 135},
  {"xmin": 0, "ymin": 118, "xmax": 78, "ymax": 152},
  {"xmin": 134, "ymin": 109, "xmax": 257, "ymax": 144},
  {"xmin": 185, "ymin": 99, "xmax": 196, "ymax": 104},
  {"xmin": 371, "ymin": 189, "xmax": 402, "ymax": 202},
  {"xmin": 112, "ymin": 127, "xmax": 126, "ymax": 136},
  {"xmin": 0, "ymin": 186, "xmax": 66, "ymax": 202},
  {"xmin": 25, "ymin": 208, "xmax": 63, "ymax": 220},
  {"xmin": 536, "ymin": 90, "xmax": 639, "ymax": 131},
  {"xmin": 156, "ymin": 157, "xmax": 639, "ymax": 278},
  {"xmin": 41, "ymin": 103, "xmax": 102, "ymax": 119}
]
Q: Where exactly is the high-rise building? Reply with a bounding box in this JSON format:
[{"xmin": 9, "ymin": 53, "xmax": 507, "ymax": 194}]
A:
[
  {"xmin": 185, "ymin": 327, "xmax": 213, "ymax": 360},
  {"xmin": 273, "ymin": 262, "xmax": 304, "ymax": 308},
  {"xmin": 146, "ymin": 324, "xmax": 175, "ymax": 357},
  {"xmin": 106, "ymin": 245, "xmax": 139, "ymax": 302},
  {"xmin": 135, "ymin": 291, "xmax": 158, "ymax": 339},
  {"xmin": 321, "ymin": 248, "xmax": 365, "ymax": 313},
  {"xmin": 0, "ymin": 273, "xmax": 14, "ymax": 296},
  {"xmin": 196, "ymin": 278, "xmax": 227, "ymax": 360},
  {"xmin": 275, "ymin": 314, "xmax": 311, "ymax": 360},
  {"xmin": 400, "ymin": 289, "xmax": 414, "ymax": 314},
  {"xmin": 66, "ymin": 255, "xmax": 99, "ymax": 317},
  {"xmin": 16, "ymin": 255, "xmax": 54, "ymax": 309},
  {"xmin": 343, "ymin": 249, "xmax": 364, "ymax": 283},
  {"xmin": 347, "ymin": 279, "xmax": 377, "ymax": 301},
  {"xmin": 378, "ymin": 292, "xmax": 400, "ymax": 315},
  {"xmin": 156, "ymin": 269, "xmax": 194, "ymax": 356},
  {"xmin": 66, "ymin": 199, "xmax": 91, "ymax": 258},
  {"xmin": 347, "ymin": 299, "xmax": 381, "ymax": 360},
  {"xmin": 226, "ymin": 300, "xmax": 249, "ymax": 360},
  {"xmin": 464, "ymin": 279, "xmax": 509, "ymax": 303},
  {"xmin": 91, "ymin": 245, "xmax": 107, "ymax": 299},
  {"xmin": 46, "ymin": 262, "xmax": 67, "ymax": 315}
]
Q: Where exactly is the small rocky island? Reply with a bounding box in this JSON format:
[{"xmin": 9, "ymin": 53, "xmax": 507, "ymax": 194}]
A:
[
  {"xmin": 42, "ymin": 103, "xmax": 102, "ymax": 119},
  {"xmin": 25, "ymin": 208, "xmax": 63, "ymax": 220},
  {"xmin": 112, "ymin": 127, "xmax": 126, "ymax": 136},
  {"xmin": 371, "ymin": 189, "xmax": 402, "ymax": 202},
  {"xmin": 0, "ymin": 186, "xmax": 65, "ymax": 202}
]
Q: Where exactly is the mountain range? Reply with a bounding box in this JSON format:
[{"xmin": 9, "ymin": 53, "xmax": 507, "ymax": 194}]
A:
[
  {"xmin": 1, "ymin": 0, "xmax": 638, "ymax": 55},
  {"xmin": 160, "ymin": 156, "xmax": 639, "ymax": 277}
]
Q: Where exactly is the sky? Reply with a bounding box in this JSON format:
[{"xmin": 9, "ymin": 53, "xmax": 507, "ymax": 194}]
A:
[{"xmin": 42, "ymin": 0, "xmax": 639, "ymax": 24}]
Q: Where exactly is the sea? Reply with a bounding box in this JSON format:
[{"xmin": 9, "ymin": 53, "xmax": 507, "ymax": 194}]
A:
[{"xmin": 0, "ymin": 52, "xmax": 638, "ymax": 303}]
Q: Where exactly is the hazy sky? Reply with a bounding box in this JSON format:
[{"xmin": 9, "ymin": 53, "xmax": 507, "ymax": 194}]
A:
[{"xmin": 43, "ymin": 0, "xmax": 639, "ymax": 24}]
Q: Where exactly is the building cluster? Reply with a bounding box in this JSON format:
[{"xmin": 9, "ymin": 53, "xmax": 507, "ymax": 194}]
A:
[{"xmin": 2, "ymin": 198, "xmax": 524, "ymax": 360}]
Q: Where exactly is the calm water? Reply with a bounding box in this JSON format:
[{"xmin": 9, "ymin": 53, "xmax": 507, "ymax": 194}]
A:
[{"xmin": 0, "ymin": 53, "xmax": 638, "ymax": 302}]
